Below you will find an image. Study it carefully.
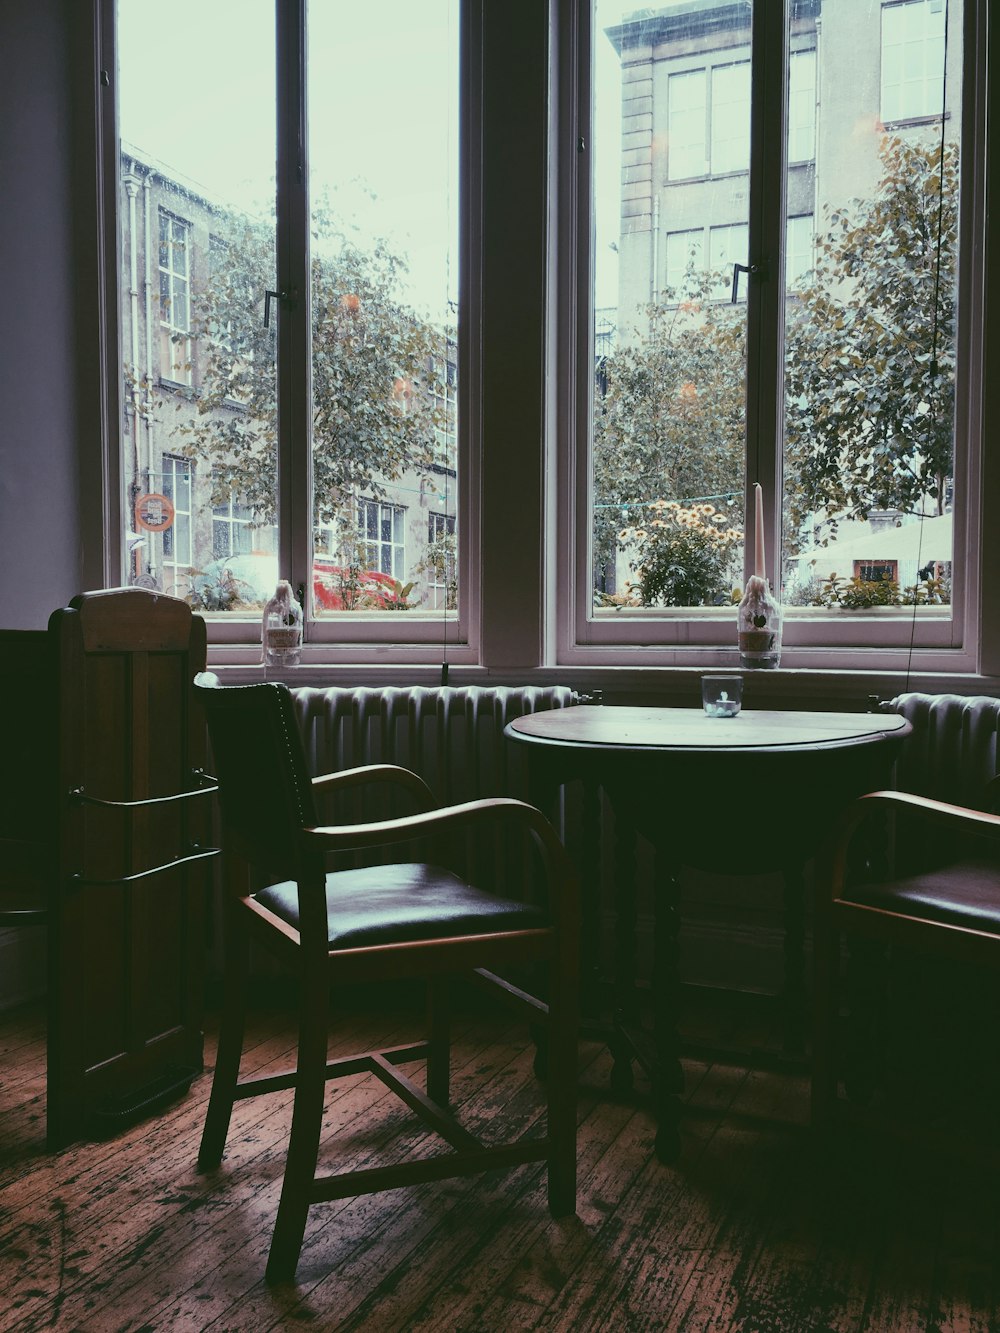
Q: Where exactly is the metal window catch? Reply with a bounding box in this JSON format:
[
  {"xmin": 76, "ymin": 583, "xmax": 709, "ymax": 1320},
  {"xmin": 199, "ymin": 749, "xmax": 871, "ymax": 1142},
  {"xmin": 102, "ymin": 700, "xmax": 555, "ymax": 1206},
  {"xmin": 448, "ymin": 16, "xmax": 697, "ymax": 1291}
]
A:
[
  {"xmin": 731, "ymin": 261, "xmax": 766, "ymax": 303},
  {"xmin": 264, "ymin": 289, "xmax": 288, "ymax": 328}
]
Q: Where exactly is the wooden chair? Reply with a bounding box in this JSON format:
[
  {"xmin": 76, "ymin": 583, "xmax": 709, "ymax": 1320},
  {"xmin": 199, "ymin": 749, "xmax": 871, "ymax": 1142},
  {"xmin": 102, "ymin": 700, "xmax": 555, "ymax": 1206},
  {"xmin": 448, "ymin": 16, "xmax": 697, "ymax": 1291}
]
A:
[
  {"xmin": 812, "ymin": 787, "xmax": 1000, "ymax": 1132},
  {"xmin": 0, "ymin": 588, "xmax": 213, "ymax": 1147},
  {"xmin": 194, "ymin": 675, "xmax": 579, "ymax": 1283}
]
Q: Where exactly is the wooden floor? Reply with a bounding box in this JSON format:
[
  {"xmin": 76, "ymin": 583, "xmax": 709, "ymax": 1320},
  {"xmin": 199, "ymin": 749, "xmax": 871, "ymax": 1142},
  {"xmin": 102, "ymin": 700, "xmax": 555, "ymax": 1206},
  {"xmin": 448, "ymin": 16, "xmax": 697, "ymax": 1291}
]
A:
[{"xmin": 0, "ymin": 987, "xmax": 997, "ymax": 1332}]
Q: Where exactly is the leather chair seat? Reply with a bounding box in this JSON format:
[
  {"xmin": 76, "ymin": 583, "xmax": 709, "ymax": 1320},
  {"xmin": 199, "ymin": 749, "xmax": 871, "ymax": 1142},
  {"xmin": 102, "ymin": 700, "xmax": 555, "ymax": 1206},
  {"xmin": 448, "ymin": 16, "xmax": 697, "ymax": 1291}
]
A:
[
  {"xmin": 256, "ymin": 862, "xmax": 547, "ymax": 950},
  {"xmin": 848, "ymin": 858, "xmax": 1000, "ymax": 932}
]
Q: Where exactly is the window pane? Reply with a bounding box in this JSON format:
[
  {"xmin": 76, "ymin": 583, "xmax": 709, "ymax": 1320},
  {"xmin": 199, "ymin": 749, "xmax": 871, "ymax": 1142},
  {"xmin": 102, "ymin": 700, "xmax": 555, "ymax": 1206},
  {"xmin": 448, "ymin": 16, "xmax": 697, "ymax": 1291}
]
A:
[
  {"xmin": 668, "ymin": 70, "xmax": 707, "ymax": 181},
  {"xmin": 307, "ymin": 1, "xmax": 460, "ymax": 617},
  {"xmin": 710, "ymin": 62, "xmax": 750, "ymax": 175},
  {"xmin": 664, "ymin": 230, "xmax": 704, "ymax": 300},
  {"xmin": 881, "ymin": 0, "xmax": 946, "ymax": 123},
  {"xmin": 783, "ymin": 0, "xmax": 958, "ymax": 612},
  {"xmin": 118, "ymin": 0, "xmax": 277, "ymax": 614},
  {"xmin": 788, "ymin": 49, "xmax": 817, "ymax": 164},
  {"xmin": 595, "ymin": 4, "xmax": 749, "ymax": 613}
]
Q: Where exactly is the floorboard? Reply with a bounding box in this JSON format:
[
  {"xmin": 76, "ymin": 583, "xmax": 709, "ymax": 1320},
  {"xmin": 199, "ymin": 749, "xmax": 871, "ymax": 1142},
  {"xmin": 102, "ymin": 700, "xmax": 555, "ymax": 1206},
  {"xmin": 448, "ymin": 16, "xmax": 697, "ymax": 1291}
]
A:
[{"xmin": 0, "ymin": 988, "xmax": 997, "ymax": 1331}]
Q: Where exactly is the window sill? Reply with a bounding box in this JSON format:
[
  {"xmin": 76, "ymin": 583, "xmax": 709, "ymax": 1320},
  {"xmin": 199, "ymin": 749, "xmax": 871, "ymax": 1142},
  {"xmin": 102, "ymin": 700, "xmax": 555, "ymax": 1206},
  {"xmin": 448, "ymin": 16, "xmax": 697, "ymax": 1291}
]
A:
[{"xmin": 205, "ymin": 649, "xmax": 999, "ymax": 704}]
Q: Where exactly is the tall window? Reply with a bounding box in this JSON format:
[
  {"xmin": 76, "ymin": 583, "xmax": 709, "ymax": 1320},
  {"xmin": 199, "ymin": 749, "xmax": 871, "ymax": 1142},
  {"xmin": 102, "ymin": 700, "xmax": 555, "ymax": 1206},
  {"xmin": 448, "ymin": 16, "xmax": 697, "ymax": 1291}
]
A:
[
  {"xmin": 584, "ymin": 0, "xmax": 972, "ymax": 668},
  {"xmin": 788, "ymin": 49, "xmax": 817, "ymax": 163},
  {"xmin": 158, "ymin": 213, "xmax": 191, "ymax": 385},
  {"xmin": 881, "ymin": 0, "xmax": 947, "ymax": 123},
  {"xmin": 357, "ymin": 499, "xmax": 406, "ymax": 580},
  {"xmin": 710, "ymin": 63, "xmax": 751, "ymax": 175},
  {"xmin": 160, "ymin": 454, "xmax": 192, "ymax": 595},
  {"xmin": 117, "ymin": 0, "xmax": 460, "ymax": 641},
  {"xmin": 425, "ymin": 511, "xmax": 457, "ymax": 610},
  {"xmin": 667, "ymin": 70, "xmax": 708, "ymax": 181}
]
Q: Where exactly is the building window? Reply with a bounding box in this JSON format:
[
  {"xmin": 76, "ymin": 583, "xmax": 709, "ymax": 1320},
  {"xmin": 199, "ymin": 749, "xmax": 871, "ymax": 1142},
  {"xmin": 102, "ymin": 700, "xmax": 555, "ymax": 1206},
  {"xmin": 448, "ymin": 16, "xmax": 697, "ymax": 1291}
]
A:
[
  {"xmin": 357, "ymin": 498, "xmax": 405, "ymax": 581},
  {"xmin": 667, "ymin": 60, "xmax": 751, "ymax": 182},
  {"xmin": 881, "ymin": 0, "xmax": 947, "ymax": 123},
  {"xmin": 708, "ymin": 223, "xmax": 749, "ymax": 301},
  {"xmin": 667, "ymin": 69, "xmax": 708, "ymax": 181},
  {"xmin": 788, "ymin": 49, "xmax": 817, "ymax": 163},
  {"xmin": 158, "ymin": 212, "xmax": 192, "ymax": 385},
  {"xmin": 710, "ymin": 62, "xmax": 751, "ymax": 176},
  {"xmin": 425, "ymin": 511, "xmax": 457, "ymax": 610},
  {"xmin": 160, "ymin": 454, "xmax": 192, "ymax": 594},
  {"xmin": 212, "ymin": 485, "xmax": 274, "ymax": 561},
  {"xmin": 664, "ymin": 226, "xmax": 751, "ymax": 303},
  {"xmin": 664, "ymin": 230, "xmax": 704, "ymax": 299},
  {"xmin": 786, "ymin": 214, "xmax": 815, "ymax": 287},
  {"xmin": 855, "ymin": 560, "xmax": 899, "ymax": 583}
]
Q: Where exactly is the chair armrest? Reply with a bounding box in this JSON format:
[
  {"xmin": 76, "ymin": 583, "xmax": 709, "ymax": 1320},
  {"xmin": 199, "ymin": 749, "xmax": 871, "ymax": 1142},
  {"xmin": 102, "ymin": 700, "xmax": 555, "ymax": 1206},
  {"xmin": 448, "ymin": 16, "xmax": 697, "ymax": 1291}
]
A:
[
  {"xmin": 311, "ymin": 764, "xmax": 435, "ymax": 812},
  {"xmin": 302, "ymin": 797, "xmax": 578, "ymax": 924},
  {"xmin": 821, "ymin": 789, "xmax": 1000, "ymax": 904},
  {"xmin": 305, "ymin": 795, "xmax": 560, "ymax": 852},
  {"xmin": 842, "ymin": 790, "xmax": 1000, "ymax": 838}
]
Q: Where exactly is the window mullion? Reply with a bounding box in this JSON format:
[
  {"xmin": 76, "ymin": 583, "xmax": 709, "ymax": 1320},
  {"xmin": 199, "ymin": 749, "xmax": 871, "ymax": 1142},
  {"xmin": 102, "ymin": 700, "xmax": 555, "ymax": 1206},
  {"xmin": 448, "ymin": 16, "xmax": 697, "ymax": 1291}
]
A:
[
  {"xmin": 744, "ymin": 0, "xmax": 787, "ymax": 589},
  {"xmin": 276, "ymin": 0, "xmax": 312, "ymax": 616}
]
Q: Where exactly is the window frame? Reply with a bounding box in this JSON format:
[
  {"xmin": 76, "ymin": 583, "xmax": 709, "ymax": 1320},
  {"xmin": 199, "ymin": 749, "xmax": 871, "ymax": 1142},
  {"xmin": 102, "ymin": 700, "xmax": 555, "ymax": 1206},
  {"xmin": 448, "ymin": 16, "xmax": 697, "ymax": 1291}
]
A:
[
  {"xmin": 157, "ymin": 209, "xmax": 192, "ymax": 386},
  {"xmin": 159, "ymin": 452, "xmax": 193, "ymax": 587},
  {"xmin": 103, "ymin": 0, "xmax": 479, "ymax": 664},
  {"xmin": 557, "ymin": 0, "xmax": 987, "ymax": 676},
  {"xmin": 82, "ymin": 0, "xmax": 998, "ymax": 686}
]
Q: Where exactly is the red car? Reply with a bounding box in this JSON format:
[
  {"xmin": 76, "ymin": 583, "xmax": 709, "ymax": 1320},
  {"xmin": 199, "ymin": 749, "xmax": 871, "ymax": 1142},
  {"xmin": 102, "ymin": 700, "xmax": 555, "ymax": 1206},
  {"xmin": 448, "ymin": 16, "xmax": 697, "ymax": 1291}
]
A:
[{"xmin": 312, "ymin": 562, "xmax": 411, "ymax": 611}]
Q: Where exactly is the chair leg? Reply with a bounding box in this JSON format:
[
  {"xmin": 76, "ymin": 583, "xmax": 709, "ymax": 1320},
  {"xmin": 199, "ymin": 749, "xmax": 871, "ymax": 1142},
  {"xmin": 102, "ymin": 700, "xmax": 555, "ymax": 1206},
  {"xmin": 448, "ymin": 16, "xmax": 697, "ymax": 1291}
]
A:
[
  {"xmin": 198, "ymin": 922, "xmax": 249, "ymax": 1170},
  {"xmin": 545, "ymin": 942, "xmax": 579, "ymax": 1219},
  {"xmin": 266, "ymin": 972, "xmax": 329, "ymax": 1284},
  {"xmin": 427, "ymin": 976, "xmax": 451, "ymax": 1107}
]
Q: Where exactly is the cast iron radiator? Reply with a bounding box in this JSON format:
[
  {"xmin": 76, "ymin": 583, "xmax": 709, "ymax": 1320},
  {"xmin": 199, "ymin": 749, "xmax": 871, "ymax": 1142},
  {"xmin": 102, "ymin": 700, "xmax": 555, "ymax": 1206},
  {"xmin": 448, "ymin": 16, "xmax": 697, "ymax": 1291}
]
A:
[
  {"xmin": 287, "ymin": 684, "xmax": 580, "ymax": 889},
  {"xmin": 289, "ymin": 684, "xmax": 578, "ymax": 801},
  {"xmin": 885, "ymin": 692, "xmax": 1000, "ymax": 806}
]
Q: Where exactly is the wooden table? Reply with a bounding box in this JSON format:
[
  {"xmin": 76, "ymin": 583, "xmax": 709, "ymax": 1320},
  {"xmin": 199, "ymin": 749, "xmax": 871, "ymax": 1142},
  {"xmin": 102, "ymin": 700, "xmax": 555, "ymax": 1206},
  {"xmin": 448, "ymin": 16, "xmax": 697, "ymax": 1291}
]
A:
[{"xmin": 505, "ymin": 704, "xmax": 911, "ymax": 1159}]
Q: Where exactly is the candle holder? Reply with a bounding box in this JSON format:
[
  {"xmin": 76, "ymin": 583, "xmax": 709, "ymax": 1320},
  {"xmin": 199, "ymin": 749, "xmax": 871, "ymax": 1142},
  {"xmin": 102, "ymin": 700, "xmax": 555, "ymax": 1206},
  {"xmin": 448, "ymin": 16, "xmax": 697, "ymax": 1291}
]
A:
[
  {"xmin": 701, "ymin": 674, "xmax": 743, "ymax": 717},
  {"xmin": 738, "ymin": 574, "xmax": 782, "ymax": 670},
  {"xmin": 262, "ymin": 579, "xmax": 303, "ymax": 669}
]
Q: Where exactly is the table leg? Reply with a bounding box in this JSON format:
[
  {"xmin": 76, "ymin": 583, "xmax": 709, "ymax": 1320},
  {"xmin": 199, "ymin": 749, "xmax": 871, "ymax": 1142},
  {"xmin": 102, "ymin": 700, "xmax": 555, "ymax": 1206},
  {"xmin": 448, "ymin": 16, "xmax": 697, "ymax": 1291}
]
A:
[
  {"xmin": 652, "ymin": 844, "xmax": 683, "ymax": 1162},
  {"xmin": 579, "ymin": 778, "xmax": 602, "ymax": 1021},
  {"xmin": 782, "ymin": 864, "xmax": 808, "ymax": 1055},
  {"xmin": 609, "ymin": 801, "xmax": 638, "ymax": 1095}
]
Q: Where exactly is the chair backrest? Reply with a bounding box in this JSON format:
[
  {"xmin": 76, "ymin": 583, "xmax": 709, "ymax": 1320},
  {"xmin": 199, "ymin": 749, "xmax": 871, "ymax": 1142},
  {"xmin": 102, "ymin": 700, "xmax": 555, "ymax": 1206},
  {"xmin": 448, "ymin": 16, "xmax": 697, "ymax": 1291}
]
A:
[
  {"xmin": 196, "ymin": 679, "xmax": 319, "ymax": 877},
  {"xmin": 47, "ymin": 587, "xmax": 208, "ymax": 1147}
]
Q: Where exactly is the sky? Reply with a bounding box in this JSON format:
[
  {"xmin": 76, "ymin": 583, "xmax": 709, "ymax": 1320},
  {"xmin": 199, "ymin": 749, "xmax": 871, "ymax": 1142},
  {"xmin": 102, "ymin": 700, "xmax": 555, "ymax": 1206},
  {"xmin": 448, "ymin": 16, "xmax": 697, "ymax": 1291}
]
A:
[{"xmin": 117, "ymin": 0, "xmax": 634, "ymax": 317}]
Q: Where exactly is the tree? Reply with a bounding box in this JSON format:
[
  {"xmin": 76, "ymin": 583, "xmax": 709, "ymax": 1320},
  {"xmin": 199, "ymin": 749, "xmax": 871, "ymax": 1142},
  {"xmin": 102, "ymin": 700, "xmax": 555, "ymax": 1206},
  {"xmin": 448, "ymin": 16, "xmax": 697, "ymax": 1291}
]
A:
[
  {"xmin": 784, "ymin": 133, "xmax": 957, "ymax": 537},
  {"xmin": 168, "ymin": 201, "xmax": 451, "ymax": 541},
  {"xmin": 592, "ymin": 270, "xmax": 746, "ymax": 581},
  {"xmin": 593, "ymin": 131, "xmax": 957, "ymax": 597}
]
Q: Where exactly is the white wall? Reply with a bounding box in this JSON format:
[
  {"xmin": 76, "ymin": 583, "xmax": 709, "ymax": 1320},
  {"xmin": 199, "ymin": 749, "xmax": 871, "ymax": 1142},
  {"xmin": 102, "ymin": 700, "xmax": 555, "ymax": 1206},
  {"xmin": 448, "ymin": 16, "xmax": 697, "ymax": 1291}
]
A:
[
  {"xmin": 0, "ymin": 4, "xmax": 84, "ymax": 1006},
  {"xmin": 0, "ymin": 3, "xmax": 85, "ymax": 629}
]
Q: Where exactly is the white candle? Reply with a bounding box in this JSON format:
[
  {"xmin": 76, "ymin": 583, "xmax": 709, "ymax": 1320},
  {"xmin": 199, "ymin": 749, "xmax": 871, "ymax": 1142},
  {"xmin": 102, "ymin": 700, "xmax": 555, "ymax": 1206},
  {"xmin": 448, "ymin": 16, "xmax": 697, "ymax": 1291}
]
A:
[{"xmin": 753, "ymin": 482, "xmax": 765, "ymax": 579}]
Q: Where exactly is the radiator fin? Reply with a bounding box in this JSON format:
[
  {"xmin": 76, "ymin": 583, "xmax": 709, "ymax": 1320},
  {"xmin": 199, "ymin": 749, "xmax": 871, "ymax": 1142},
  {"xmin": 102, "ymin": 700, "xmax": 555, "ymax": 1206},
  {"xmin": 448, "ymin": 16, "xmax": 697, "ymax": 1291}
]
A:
[
  {"xmin": 888, "ymin": 692, "xmax": 1000, "ymax": 808},
  {"xmin": 290, "ymin": 685, "xmax": 577, "ymax": 804}
]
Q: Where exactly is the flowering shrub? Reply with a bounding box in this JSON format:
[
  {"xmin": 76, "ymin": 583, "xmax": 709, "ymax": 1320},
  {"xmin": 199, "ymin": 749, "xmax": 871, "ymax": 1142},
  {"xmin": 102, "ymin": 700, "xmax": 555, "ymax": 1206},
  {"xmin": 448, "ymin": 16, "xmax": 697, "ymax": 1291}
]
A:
[
  {"xmin": 618, "ymin": 500, "xmax": 743, "ymax": 607},
  {"xmin": 811, "ymin": 571, "xmax": 950, "ymax": 609}
]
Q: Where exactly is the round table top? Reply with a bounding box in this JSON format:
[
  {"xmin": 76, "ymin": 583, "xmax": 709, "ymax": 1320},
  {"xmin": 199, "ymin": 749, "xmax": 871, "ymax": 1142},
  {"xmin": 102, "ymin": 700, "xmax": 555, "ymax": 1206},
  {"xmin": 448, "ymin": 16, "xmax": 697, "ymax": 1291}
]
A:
[{"xmin": 505, "ymin": 705, "xmax": 911, "ymax": 755}]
